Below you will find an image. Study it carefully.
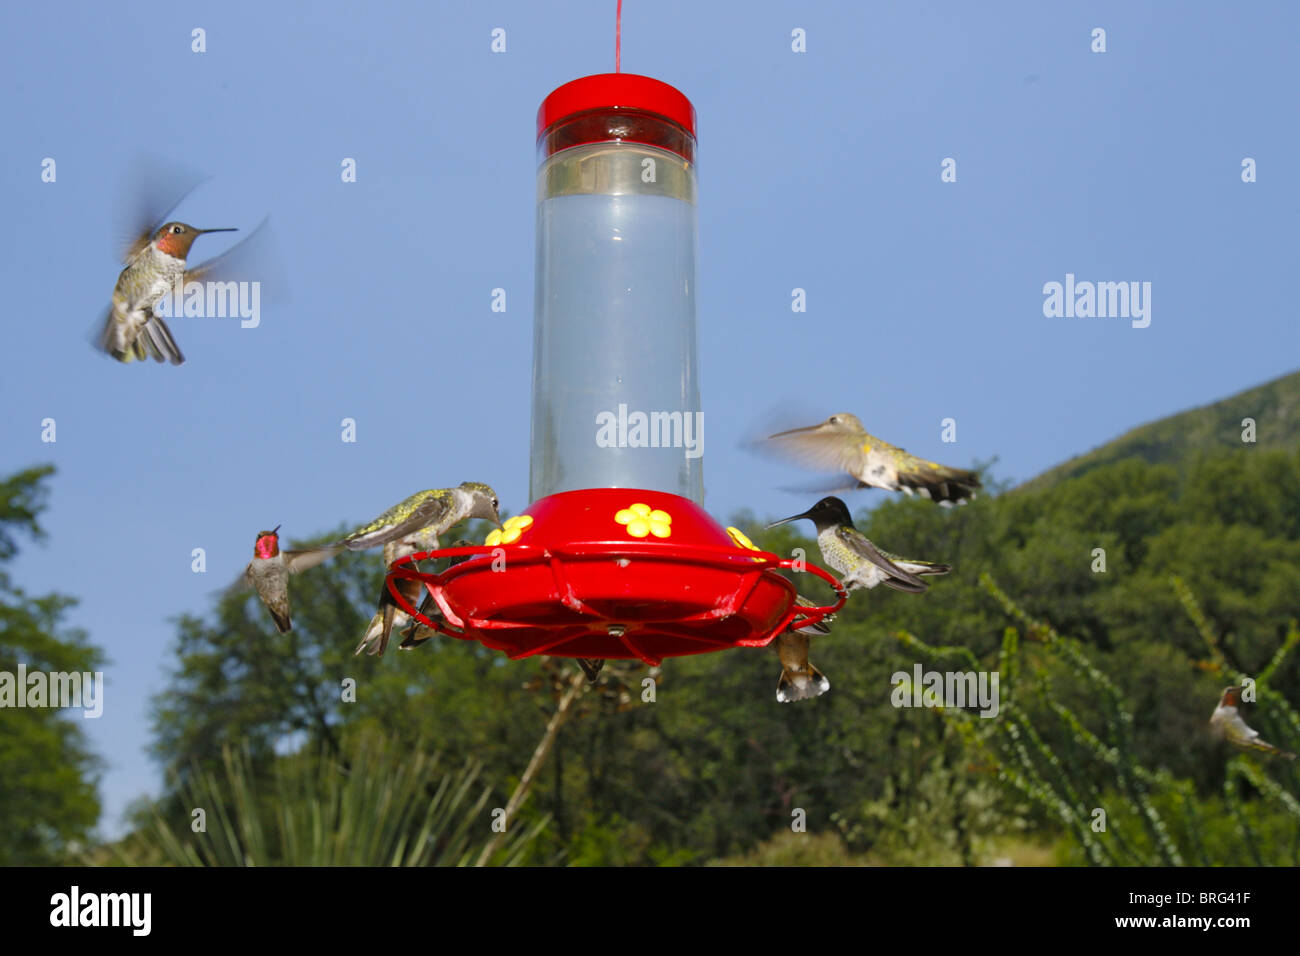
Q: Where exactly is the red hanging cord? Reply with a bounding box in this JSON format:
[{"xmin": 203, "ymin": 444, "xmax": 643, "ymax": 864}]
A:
[{"xmin": 616, "ymin": 0, "xmax": 623, "ymax": 72}]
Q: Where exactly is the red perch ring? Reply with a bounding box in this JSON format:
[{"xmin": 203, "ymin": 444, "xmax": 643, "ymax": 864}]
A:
[{"xmin": 384, "ymin": 488, "xmax": 846, "ymax": 667}]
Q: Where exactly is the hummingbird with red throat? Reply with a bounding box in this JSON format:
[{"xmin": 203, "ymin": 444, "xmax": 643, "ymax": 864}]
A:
[
  {"xmin": 240, "ymin": 527, "xmax": 341, "ymax": 633},
  {"xmin": 1210, "ymin": 686, "xmax": 1296, "ymax": 759},
  {"xmin": 98, "ymin": 221, "xmax": 237, "ymax": 365}
]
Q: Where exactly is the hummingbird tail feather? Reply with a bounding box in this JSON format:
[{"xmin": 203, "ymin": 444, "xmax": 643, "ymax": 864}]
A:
[
  {"xmin": 576, "ymin": 658, "xmax": 605, "ymax": 682},
  {"xmin": 882, "ymin": 576, "xmax": 928, "ymax": 594},
  {"xmin": 1252, "ymin": 738, "xmax": 1296, "ymax": 759},
  {"xmin": 897, "ymin": 560, "xmax": 952, "ymax": 577},
  {"xmin": 777, "ymin": 665, "xmax": 830, "ymax": 703},
  {"xmin": 355, "ymin": 610, "xmax": 391, "ymax": 656},
  {"xmin": 97, "ymin": 310, "xmax": 145, "ymax": 363},
  {"xmin": 899, "ymin": 463, "xmax": 980, "ymax": 504},
  {"xmin": 398, "ymin": 627, "xmax": 435, "ymax": 650},
  {"xmin": 140, "ymin": 311, "xmax": 185, "ymax": 365}
]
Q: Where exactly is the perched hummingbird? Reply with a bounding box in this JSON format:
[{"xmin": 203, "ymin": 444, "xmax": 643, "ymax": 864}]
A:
[
  {"xmin": 338, "ymin": 484, "xmax": 501, "ymax": 656},
  {"xmin": 354, "ymin": 528, "xmax": 440, "ymax": 657},
  {"xmin": 1210, "ymin": 686, "xmax": 1296, "ymax": 759},
  {"xmin": 766, "ymin": 413, "xmax": 980, "ymax": 504},
  {"xmin": 775, "ymin": 595, "xmax": 833, "ymax": 703},
  {"xmin": 397, "ymin": 539, "xmax": 475, "ymax": 650},
  {"xmin": 334, "ymin": 483, "xmax": 501, "ymax": 554},
  {"xmin": 240, "ymin": 527, "xmax": 342, "ymax": 633},
  {"xmin": 98, "ymin": 221, "xmax": 238, "ymax": 365},
  {"xmin": 768, "ymin": 497, "xmax": 951, "ymax": 593}
]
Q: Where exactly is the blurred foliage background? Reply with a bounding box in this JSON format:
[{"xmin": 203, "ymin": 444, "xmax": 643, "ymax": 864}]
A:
[{"xmin": 3, "ymin": 372, "xmax": 1299, "ymax": 865}]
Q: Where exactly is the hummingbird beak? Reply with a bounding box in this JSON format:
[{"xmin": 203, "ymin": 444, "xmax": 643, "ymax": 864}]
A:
[
  {"xmin": 766, "ymin": 509, "xmax": 815, "ymax": 530},
  {"xmin": 198, "ymin": 227, "xmax": 238, "ymax": 235},
  {"xmin": 768, "ymin": 423, "xmax": 821, "ymax": 439},
  {"xmin": 271, "ymin": 524, "xmax": 281, "ymax": 536}
]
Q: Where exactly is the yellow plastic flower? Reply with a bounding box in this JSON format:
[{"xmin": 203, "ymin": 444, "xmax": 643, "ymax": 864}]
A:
[
  {"xmin": 726, "ymin": 526, "xmax": 762, "ymax": 552},
  {"xmin": 726, "ymin": 526, "xmax": 766, "ymax": 562},
  {"xmin": 615, "ymin": 502, "xmax": 672, "ymax": 539},
  {"xmin": 485, "ymin": 514, "xmax": 533, "ymax": 546}
]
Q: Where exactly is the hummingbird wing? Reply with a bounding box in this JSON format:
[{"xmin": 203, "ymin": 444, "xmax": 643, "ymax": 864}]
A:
[
  {"xmin": 114, "ymin": 161, "xmax": 208, "ymax": 263},
  {"xmin": 768, "ymin": 420, "xmax": 980, "ymax": 502},
  {"xmin": 835, "ymin": 526, "xmax": 928, "ymax": 589},
  {"xmin": 765, "ymin": 422, "xmax": 875, "ymax": 476},
  {"xmin": 185, "ymin": 218, "xmax": 286, "ymax": 306},
  {"xmin": 226, "ymin": 565, "xmax": 257, "ymax": 597},
  {"xmin": 283, "ymin": 545, "xmax": 342, "ymax": 574},
  {"xmin": 776, "ymin": 477, "xmax": 867, "ymax": 496},
  {"xmin": 94, "ymin": 305, "xmax": 134, "ymax": 362},
  {"xmin": 340, "ymin": 490, "xmax": 454, "ymax": 552}
]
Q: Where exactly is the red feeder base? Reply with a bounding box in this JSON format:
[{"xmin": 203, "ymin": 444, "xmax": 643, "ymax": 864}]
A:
[{"xmin": 385, "ymin": 488, "xmax": 845, "ymax": 667}]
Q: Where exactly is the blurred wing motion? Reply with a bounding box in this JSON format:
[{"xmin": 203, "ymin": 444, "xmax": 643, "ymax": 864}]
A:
[
  {"xmin": 282, "ymin": 546, "xmax": 341, "ymax": 574},
  {"xmin": 184, "ymin": 217, "xmax": 284, "ymax": 299},
  {"xmin": 766, "ymin": 413, "xmax": 979, "ymax": 504},
  {"xmin": 113, "ymin": 160, "xmax": 208, "ymax": 263}
]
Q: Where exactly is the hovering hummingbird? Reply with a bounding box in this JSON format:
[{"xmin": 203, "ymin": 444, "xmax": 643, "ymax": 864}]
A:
[
  {"xmin": 775, "ymin": 595, "xmax": 833, "ymax": 703},
  {"xmin": 768, "ymin": 497, "xmax": 951, "ymax": 593},
  {"xmin": 240, "ymin": 527, "xmax": 341, "ymax": 633},
  {"xmin": 766, "ymin": 413, "xmax": 980, "ymax": 504},
  {"xmin": 98, "ymin": 221, "xmax": 239, "ymax": 365},
  {"xmin": 339, "ymin": 484, "xmax": 501, "ymax": 656},
  {"xmin": 1210, "ymin": 686, "xmax": 1296, "ymax": 759}
]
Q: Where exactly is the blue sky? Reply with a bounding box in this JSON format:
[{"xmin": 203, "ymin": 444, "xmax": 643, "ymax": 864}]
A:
[{"xmin": 1, "ymin": 1, "xmax": 1296, "ymax": 835}]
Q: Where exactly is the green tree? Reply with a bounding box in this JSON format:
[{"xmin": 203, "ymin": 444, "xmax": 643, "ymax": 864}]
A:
[{"xmin": 0, "ymin": 465, "xmax": 104, "ymax": 864}]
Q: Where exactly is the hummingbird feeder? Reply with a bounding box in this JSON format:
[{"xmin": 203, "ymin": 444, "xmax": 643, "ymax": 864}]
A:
[{"xmin": 385, "ymin": 68, "xmax": 844, "ymax": 667}]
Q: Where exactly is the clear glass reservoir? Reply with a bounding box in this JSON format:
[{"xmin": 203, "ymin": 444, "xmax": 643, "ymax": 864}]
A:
[{"xmin": 530, "ymin": 75, "xmax": 703, "ymax": 504}]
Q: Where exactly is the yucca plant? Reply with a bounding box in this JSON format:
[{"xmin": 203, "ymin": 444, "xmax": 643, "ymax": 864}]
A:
[
  {"xmin": 113, "ymin": 732, "xmax": 546, "ymax": 866},
  {"xmin": 894, "ymin": 574, "xmax": 1300, "ymax": 865}
]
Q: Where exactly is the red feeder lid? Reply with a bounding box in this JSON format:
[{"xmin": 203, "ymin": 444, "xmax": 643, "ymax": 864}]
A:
[{"xmin": 537, "ymin": 73, "xmax": 696, "ymax": 140}]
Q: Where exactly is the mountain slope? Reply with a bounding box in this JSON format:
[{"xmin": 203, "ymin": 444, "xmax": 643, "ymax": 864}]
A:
[{"xmin": 1018, "ymin": 369, "xmax": 1300, "ymax": 493}]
